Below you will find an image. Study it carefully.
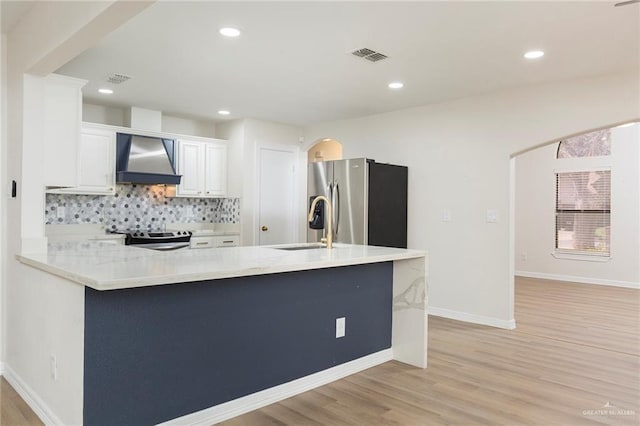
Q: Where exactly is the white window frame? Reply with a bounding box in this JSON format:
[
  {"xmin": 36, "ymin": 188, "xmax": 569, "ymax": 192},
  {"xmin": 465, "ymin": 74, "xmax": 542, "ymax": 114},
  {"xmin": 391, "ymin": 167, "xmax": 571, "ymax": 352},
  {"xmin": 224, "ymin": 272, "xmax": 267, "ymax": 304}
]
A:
[{"xmin": 553, "ymin": 166, "xmax": 611, "ymax": 261}]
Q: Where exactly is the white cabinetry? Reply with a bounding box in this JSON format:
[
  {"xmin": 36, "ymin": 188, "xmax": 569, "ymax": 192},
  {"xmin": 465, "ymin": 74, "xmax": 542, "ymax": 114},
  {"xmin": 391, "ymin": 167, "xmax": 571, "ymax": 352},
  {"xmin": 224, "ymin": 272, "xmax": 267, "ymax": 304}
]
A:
[
  {"xmin": 177, "ymin": 141, "xmax": 202, "ymax": 196},
  {"xmin": 204, "ymin": 143, "xmax": 227, "ymax": 197},
  {"xmin": 47, "ymin": 125, "xmax": 116, "ymax": 195},
  {"xmin": 176, "ymin": 139, "xmax": 227, "ymax": 197},
  {"xmin": 190, "ymin": 235, "xmax": 239, "ymax": 249},
  {"xmin": 43, "ymin": 74, "xmax": 87, "ymax": 187}
]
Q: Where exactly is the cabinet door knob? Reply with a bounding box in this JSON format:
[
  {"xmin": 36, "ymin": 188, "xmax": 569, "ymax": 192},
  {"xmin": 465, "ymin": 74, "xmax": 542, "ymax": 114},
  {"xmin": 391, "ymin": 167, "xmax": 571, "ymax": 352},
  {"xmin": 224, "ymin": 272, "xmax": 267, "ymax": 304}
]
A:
[{"xmin": 261, "ymin": 225, "xmax": 268, "ymax": 232}]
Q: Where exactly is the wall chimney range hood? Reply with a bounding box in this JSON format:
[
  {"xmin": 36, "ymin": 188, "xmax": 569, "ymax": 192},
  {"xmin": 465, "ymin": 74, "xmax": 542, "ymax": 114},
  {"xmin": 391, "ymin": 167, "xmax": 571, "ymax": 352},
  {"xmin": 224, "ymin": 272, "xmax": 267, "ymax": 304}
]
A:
[{"xmin": 115, "ymin": 133, "xmax": 182, "ymax": 185}]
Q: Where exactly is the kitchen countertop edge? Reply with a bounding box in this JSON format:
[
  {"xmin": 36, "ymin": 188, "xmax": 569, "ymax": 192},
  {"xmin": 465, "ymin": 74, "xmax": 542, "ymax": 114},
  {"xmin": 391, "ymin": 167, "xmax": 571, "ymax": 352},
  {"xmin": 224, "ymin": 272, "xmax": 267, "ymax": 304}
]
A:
[{"xmin": 17, "ymin": 243, "xmax": 427, "ymax": 291}]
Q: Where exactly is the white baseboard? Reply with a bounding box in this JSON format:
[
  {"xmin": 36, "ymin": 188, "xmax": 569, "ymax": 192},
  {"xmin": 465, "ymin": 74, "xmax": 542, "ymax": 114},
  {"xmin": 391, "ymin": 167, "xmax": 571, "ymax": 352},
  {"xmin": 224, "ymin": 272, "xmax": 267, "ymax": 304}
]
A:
[
  {"xmin": 2, "ymin": 363, "xmax": 64, "ymax": 426},
  {"xmin": 428, "ymin": 306, "xmax": 516, "ymax": 330},
  {"xmin": 515, "ymin": 271, "xmax": 640, "ymax": 289},
  {"xmin": 158, "ymin": 349, "xmax": 393, "ymax": 426}
]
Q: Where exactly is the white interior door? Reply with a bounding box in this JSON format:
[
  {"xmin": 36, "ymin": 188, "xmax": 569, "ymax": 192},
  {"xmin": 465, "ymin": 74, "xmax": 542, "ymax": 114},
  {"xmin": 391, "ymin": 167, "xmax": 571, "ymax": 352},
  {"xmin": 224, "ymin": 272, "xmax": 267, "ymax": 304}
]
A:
[{"xmin": 258, "ymin": 147, "xmax": 297, "ymax": 245}]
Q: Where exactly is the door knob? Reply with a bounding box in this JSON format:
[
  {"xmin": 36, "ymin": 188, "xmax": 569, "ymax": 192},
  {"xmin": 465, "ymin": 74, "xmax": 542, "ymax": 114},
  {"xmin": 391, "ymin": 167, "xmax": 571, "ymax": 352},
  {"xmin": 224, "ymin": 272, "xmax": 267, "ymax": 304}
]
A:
[{"xmin": 261, "ymin": 225, "xmax": 268, "ymax": 231}]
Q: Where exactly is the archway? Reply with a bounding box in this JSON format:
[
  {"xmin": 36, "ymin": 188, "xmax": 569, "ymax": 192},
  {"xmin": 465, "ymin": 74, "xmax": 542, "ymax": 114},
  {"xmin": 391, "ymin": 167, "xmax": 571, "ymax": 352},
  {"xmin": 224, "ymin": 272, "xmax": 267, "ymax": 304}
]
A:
[
  {"xmin": 307, "ymin": 138, "xmax": 343, "ymax": 162},
  {"xmin": 509, "ymin": 120, "xmax": 639, "ymax": 326}
]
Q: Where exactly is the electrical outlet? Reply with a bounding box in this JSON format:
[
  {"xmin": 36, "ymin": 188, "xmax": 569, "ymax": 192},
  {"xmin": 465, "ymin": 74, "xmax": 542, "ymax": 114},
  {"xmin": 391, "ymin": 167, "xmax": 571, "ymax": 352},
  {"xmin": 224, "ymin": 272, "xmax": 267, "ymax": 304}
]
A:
[
  {"xmin": 50, "ymin": 354, "xmax": 57, "ymax": 381},
  {"xmin": 521, "ymin": 252, "xmax": 528, "ymax": 261},
  {"xmin": 336, "ymin": 317, "xmax": 346, "ymax": 338},
  {"xmin": 442, "ymin": 209, "xmax": 452, "ymax": 222},
  {"xmin": 56, "ymin": 206, "xmax": 65, "ymax": 219}
]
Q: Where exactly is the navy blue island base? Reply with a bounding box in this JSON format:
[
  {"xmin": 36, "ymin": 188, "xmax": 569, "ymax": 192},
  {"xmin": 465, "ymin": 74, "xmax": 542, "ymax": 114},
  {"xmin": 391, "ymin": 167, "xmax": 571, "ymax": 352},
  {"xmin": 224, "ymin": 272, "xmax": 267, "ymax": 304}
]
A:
[{"xmin": 83, "ymin": 262, "xmax": 393, "ymax": 425}]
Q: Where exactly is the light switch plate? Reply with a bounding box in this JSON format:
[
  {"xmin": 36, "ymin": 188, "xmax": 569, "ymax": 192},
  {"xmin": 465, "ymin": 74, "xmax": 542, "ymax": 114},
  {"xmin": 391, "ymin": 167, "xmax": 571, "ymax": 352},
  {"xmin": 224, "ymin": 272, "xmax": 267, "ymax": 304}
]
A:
[
  {"xmin": 442, "ymin": 209, "xmax": 452, "ymax": 222},
  {"xmin": 486, "ymin": 209, "xmax": 498, "ymax": 223}
]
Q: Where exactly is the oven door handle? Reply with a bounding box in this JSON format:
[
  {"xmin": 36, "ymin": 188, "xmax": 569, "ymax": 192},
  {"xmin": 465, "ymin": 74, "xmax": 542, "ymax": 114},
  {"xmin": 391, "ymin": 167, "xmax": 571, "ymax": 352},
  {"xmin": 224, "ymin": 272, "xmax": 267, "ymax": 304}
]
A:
[{"xmin": 129, "ymin": 242, "xmax": 190, "ymax": 251}]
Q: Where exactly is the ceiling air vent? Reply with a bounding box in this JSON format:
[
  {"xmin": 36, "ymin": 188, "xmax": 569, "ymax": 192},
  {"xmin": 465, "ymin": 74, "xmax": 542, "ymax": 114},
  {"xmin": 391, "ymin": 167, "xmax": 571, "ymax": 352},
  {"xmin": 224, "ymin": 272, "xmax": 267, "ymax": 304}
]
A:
[
  {"xmin": 106, "ymin": 73, "xmax": 133, "ymax": 84},
  {"xmin": 351, "ymin": 48, "xmax": 388, "ymax": 63}
]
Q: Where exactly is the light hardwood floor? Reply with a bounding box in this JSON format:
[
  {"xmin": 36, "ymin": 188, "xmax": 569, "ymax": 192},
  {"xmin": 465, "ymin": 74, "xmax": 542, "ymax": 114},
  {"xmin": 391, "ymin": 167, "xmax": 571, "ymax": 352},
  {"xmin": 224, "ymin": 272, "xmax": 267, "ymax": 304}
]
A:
[
  {"xmin": 1, "ymin": 277, "xmax": 638, "ymax": 425},
  {"xmin": 0, "ymin": 377, "xmax": 43, "ymax": 426}
]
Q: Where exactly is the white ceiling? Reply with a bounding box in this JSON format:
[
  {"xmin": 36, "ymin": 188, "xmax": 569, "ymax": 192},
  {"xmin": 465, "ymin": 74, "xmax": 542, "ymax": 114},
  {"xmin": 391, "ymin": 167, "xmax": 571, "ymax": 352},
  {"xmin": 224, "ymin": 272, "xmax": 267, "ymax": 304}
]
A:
[{"xmin": 26, "ymin": 2, "xmax": 640, "ymax": 126}]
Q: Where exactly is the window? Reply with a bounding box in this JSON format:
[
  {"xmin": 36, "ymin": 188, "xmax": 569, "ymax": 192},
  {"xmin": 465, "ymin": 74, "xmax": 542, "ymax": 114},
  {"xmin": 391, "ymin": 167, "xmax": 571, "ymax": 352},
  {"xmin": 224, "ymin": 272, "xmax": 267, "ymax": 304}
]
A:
[
  {"xmin": 555, "ymin": 170, "xmax": 610, "ymax": 256},
  {"xmin": 555, "ymin": 128, "xmax": 612, "ymax": 257},
  {"xmin": 557, "ymin": 128, "xmax": 611, "ymax": 158}
]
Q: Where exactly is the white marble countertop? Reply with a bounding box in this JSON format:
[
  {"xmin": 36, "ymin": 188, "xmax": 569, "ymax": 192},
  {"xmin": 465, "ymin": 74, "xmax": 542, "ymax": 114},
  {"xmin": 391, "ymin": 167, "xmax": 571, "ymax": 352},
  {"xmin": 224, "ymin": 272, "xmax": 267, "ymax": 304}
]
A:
[{"xmin": 17, "ymin": 242, "xmax": 426, "ymax": 291}]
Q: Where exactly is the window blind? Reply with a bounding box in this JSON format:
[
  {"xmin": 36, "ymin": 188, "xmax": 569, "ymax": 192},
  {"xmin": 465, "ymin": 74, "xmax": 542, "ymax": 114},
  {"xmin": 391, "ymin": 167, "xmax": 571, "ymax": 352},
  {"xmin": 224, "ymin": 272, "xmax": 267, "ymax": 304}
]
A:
[{"xmin": 555, "ymin": 170, "xmax": 610, "ymax": 256}]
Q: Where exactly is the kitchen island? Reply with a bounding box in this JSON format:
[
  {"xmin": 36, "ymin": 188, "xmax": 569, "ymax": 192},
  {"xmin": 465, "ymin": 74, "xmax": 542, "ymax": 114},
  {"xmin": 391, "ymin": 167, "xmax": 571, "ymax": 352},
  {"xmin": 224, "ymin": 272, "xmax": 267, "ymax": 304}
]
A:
[{"xmin": 16, "ymin": 242, "xmax": 427, "ymax": 425}]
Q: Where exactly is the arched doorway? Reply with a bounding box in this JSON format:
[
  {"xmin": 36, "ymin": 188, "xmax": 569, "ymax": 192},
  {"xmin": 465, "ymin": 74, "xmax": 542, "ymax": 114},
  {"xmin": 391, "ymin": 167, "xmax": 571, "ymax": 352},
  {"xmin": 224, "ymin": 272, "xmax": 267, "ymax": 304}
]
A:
[
  {"xmin": 307, "ymin": 138, "xmax": 343, "ymax": 162},
  {"xmin": 509, "ymin": 120, "xmax": 639, "ymax": 327}
]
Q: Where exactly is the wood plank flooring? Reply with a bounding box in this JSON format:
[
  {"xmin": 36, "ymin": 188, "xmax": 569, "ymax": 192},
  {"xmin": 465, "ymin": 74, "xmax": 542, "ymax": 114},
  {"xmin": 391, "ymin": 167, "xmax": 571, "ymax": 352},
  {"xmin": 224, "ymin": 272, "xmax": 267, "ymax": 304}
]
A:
[
  {"xmin": 1, "ymin": 277, "xmax": 638, "ymax": 425},
  {"xmin": 0, "ymin": 377, "xmax": 43, "ymax": 426},
  {"xmin": 223, "ymin": 278, "xmax": 639, "ymax": 426}
]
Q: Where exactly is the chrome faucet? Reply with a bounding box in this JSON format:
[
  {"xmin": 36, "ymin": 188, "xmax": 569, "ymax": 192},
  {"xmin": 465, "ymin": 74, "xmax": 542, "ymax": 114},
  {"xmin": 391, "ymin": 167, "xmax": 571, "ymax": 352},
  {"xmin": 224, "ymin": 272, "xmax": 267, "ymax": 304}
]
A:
[{"xmin": 308, "ymin": 195, "xmax": 333, "ymax": 249}]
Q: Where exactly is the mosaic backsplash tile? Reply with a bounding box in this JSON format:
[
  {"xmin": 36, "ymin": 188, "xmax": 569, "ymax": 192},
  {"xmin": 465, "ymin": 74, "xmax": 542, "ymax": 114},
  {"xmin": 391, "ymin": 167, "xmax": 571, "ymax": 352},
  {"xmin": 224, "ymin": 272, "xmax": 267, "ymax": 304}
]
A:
[{"xmin": 46, "ymin": 184, "xmax": 240, "ymax": 231}]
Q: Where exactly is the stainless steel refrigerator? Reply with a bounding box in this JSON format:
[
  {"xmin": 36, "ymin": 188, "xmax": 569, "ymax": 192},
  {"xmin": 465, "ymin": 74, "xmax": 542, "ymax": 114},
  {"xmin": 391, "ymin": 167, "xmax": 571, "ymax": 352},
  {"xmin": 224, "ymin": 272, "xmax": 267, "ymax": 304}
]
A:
[{"xmin": 307, "ymin": 158, "xmax": 408, "ymax": 248}]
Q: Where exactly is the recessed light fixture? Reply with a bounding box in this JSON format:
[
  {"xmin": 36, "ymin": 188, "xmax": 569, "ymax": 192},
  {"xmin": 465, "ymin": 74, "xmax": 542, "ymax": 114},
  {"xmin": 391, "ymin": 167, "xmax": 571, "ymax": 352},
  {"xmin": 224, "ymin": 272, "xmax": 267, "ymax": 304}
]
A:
[
  {"xmin": 98, "ymin": 88, "xmax": 113, "ymax": 94},
  {"xmin": 218, "ymin": 110, "xmax": 230, "ymax": 116},
  {"xmin": 388, "ymin": 82, "xmax": 404, "ymax": 89},
  {"xmin": 219, "ymin": 27, "xmax": 241, "ymax": 37},
  {"xmin": 524, "ymin": 50, "xmax": 544, "ymax": 59}
]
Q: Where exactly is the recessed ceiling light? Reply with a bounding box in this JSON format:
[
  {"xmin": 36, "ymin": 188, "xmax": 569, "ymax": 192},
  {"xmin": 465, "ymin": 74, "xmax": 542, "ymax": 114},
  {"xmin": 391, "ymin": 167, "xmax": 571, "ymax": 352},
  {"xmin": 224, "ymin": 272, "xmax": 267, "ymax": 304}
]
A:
[
  {"xmin": 98, "ymin": 88, "xmax": 113, "ymax": 94},
  {"xmin": 388, "ymin": 82, "xmax": 404, "ymax": 89},
  {"xmin": 524, "ymin": 50, "xmax": 544, "ymax": 59},
  {"xmin": 218, "ymin": 110, "xmax": 230, "ymax": 115},
  {"xmin": 219, "ymin": 27, "xmax": 241, "ymax": 37}
]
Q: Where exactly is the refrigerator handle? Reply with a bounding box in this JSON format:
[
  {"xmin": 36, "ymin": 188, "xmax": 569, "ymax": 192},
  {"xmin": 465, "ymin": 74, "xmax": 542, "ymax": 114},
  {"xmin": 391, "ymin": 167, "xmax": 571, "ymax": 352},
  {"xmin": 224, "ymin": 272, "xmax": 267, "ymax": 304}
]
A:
[
  {"xmin": 334, "ymin": 182, "xmax": 340, "ymax": 237},
  {"xmin": 328, "ymin": 183, "xmax": 334, "ymax": 239}
]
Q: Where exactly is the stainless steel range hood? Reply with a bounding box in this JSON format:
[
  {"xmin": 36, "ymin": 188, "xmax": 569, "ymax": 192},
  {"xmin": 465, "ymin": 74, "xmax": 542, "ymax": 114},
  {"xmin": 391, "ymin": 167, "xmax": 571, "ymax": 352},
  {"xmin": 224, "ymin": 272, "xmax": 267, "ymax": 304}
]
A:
[{"xmin": 116, "ymin": 133, "xmax": 182, "ymax": 185}]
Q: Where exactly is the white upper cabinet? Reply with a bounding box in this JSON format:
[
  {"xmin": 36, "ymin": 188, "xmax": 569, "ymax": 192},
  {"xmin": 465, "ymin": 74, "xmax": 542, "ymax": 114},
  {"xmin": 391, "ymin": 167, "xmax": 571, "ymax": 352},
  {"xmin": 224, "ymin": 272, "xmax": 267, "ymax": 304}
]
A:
[
  {"xmin": 204, "ymin": 143, "xmax": 227, "ymax": 197},
  {"xmin": 176, "ymin": 139, "xmax": 227, "ymax": 198},
  {"xmin": 43, "ymin": 74, "xmax": 87, "ymax": 187},
  {"xmin": 177, "ymin": 140, "xmax": 202, "ymax": 196},
  {"xmin": 47, "ymin": 124, "xmax": 116, "ymax": 195},
  {"xmin": 77, "ymin": 126, "xmax": 116, "ymax": 193}
]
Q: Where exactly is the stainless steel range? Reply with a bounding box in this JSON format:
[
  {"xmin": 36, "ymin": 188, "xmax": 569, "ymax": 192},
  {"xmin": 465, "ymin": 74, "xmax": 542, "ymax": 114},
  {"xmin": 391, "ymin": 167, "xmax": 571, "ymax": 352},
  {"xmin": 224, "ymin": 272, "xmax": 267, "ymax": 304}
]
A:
[{"xmin": 120, "ymin": 231, "xmax": 193, "ymax": 251}]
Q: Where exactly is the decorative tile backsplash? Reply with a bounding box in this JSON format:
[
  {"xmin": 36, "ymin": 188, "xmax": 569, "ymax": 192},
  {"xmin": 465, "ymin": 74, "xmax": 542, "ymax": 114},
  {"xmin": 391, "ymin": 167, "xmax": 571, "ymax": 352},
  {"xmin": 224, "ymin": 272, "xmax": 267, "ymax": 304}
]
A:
[{"xmin": 46, "ymin": 184, "xmax": 240, "ymax": 231}]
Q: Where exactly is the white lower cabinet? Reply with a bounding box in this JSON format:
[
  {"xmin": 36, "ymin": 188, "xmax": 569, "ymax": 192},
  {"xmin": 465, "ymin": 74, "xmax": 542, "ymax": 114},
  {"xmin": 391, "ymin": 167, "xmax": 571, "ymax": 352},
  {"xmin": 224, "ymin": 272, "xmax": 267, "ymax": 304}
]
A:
[
  {"xmin": 190, "ymin": 235, "xmax": 239, "ymax": 249},
  {"xmin": 176, "ymin": 139, "xmax": 227, "ymax": 197},
  {"xmin": 47, "ymin": 125, "xmax": 116, "ymax": 195}
]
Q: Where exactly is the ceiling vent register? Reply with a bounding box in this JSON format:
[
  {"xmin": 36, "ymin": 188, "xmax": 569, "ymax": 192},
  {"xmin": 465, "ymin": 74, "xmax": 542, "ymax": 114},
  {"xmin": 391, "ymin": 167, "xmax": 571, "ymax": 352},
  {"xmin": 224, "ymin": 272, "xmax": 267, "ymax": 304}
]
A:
[
  {"xmin": 106, "ymin": 73, "xmax": 133, "ymax": 84},
  {"xmin": 351, "ymin": 48, "xmax": 388, "ymax": 63}
]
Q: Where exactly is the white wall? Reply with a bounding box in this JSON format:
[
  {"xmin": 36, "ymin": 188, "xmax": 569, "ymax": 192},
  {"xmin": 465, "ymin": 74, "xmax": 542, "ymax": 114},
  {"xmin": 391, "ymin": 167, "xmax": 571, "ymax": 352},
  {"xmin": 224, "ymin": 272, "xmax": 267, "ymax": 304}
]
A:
[
  {"xmin": 4, "ymin": 266, "xmax": 84, "ymax": 425},
  {"xmin": 82, "ymin": 103, "xmax": 125, "ymax": 126},
  {"xmin": 515, "ymin": 123, "xmax": 639, "ymax": 288},
  {"xmin": 82, "ymin": 103, "xmax": 217, "ymax": 138},
  {"xmin": 304, "ymin": 71, "xmax": 639, "ymax": 327},
  {"xmin": 161, "ymin": 114, "xmax": 215, "ymax": 138},
  {"xmin": 1, "ymin": 32, "xmax": 6, "ymax": 367}
]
